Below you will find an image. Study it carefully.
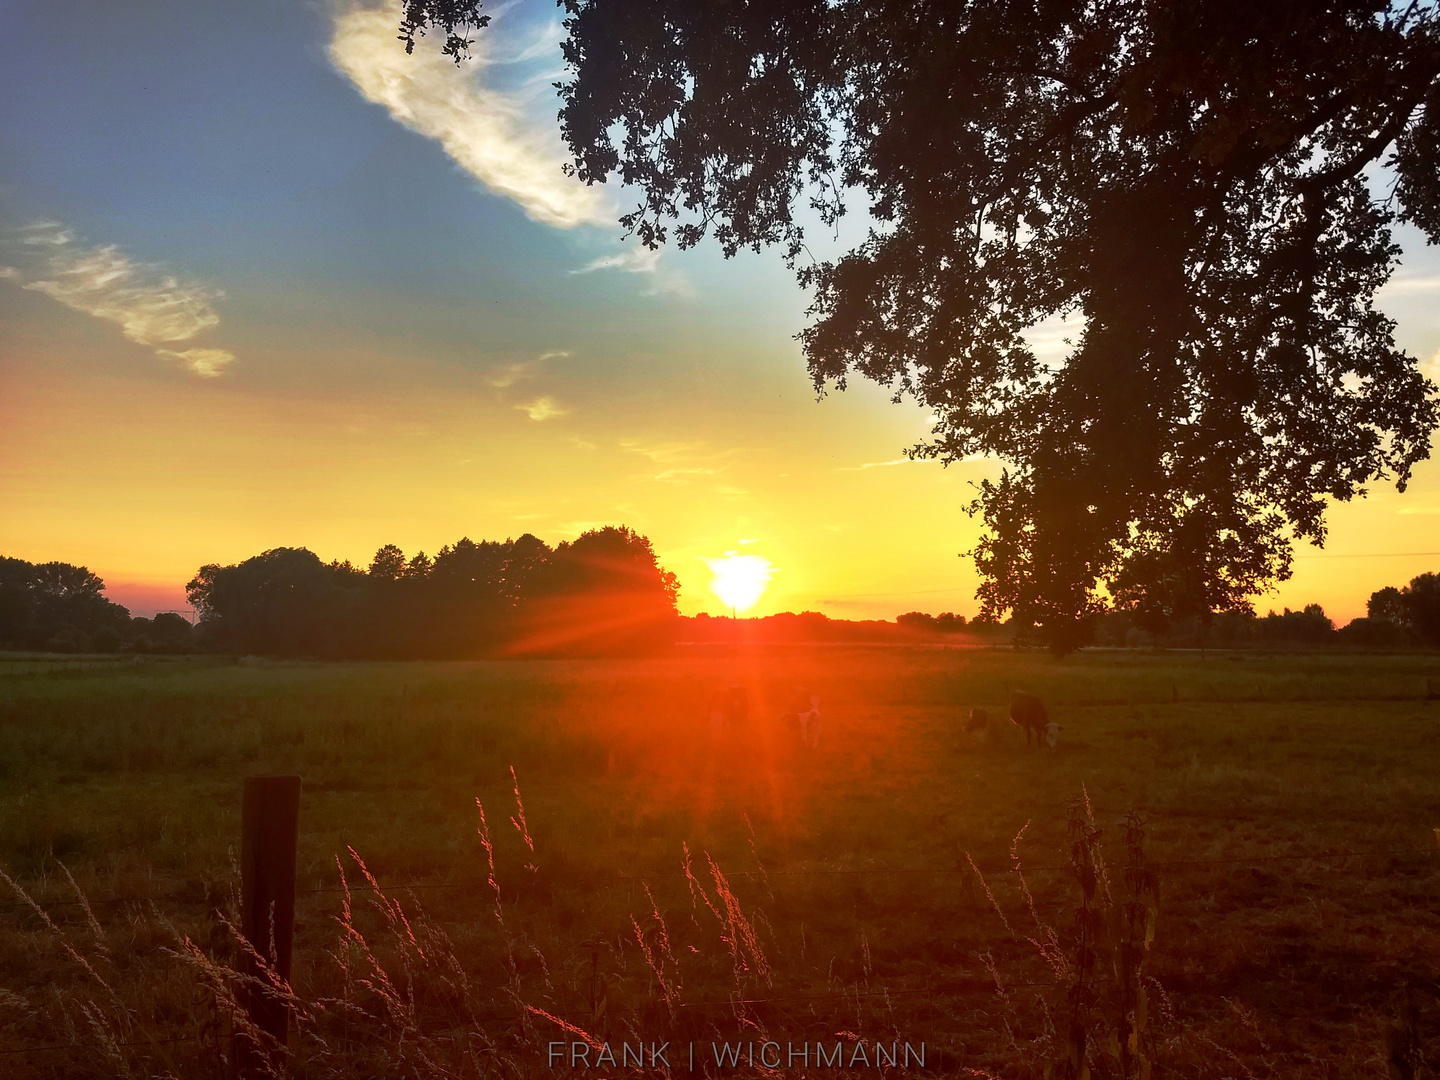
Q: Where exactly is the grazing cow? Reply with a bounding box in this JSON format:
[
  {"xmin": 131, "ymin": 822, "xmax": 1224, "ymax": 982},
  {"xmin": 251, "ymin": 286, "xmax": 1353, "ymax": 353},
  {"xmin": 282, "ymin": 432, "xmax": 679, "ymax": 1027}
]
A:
[
  {"xmin": 782, "ymin": 688, "xmax": 822, "ymax": 749},
  {"xmin": 707, "ymin": 684, "xmax": 751, "ymax": 741},
  {"xmin": 1009, "ymin": 690, "xmax": 1049, "ymax": 747},
  {"xmin": 965, "ymin": 707, "xmax": 989, "ymax": 733},
  {"xmin": 797, "ymin": 695, "xmax": 822, "ymax": 749},
  {"xmin": 1043, "ymin": 721, "xmax": 1063, "ymax": 748}
]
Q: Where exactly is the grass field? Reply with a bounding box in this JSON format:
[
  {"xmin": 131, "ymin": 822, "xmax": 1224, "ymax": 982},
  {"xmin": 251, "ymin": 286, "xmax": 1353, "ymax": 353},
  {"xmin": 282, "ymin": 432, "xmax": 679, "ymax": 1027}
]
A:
[{"xmin": 2, "ymin": 646, "xmax": 1439, "ymax": 1078}]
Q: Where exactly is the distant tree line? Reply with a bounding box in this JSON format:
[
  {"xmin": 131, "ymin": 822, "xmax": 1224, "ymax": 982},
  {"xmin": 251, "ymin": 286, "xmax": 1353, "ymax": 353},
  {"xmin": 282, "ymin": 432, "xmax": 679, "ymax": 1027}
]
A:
[
  {"xmin": 5, "ymin": 548, "xmax": 1440, "ymax": 657},
  {"xmin": 1089, "ymin": 572, "xmax": 1440, "ymax": 650},
  {"xmin": 0, "ymin": 557, "xmax": 194, "ymax": 654},
  {"xmin": 185, "ymin": 527, "xmax": 679, "ymax": 658},
  {"xmin": 683, "ymin": 611, "xmax": 1007, "ymax": 645}
]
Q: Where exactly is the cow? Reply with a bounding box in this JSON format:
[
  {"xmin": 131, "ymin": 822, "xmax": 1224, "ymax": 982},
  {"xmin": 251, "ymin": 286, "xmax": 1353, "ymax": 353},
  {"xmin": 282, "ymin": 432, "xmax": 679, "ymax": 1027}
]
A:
[
  {"xmin": 797, "ymin": 695, "xmax": 822, "ymax": 749},
  {"xmin": 782, "ymin": 688, "xmax": 822, "ymax": 749},
  {"xmin": 707, "ymin": 684, "xmax": 751, "ymax": 741},
  {"xmin": 1009, "ymin": 690, "xmax": 1049, "ymax": 747},
  {"xmin": 1043, "ymin": 721, "xmax": 1063, "ymax": 748},
  {"xmin": 965, "ymin": 707, "xmax": 989, "ymax": 733}
]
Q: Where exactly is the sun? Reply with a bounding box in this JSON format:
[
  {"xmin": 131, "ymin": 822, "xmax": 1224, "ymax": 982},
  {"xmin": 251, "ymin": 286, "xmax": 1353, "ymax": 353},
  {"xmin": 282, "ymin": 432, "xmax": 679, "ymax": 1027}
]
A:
[{"xmin": 704, "ymin": 553, "xmax": 775, "ymax": 614}]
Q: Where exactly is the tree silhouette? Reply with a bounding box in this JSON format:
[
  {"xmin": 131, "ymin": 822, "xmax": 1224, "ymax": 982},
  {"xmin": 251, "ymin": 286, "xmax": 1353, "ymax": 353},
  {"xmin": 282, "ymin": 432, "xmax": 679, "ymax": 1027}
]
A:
[
  {"xmin": 0, "ymin": 556, "xmax": 133, "ymax": 651},
  {"xmin": 185, "ymin": 528, "xmax": 681, "ymax": 659},
  {"xmin": 401, "ymin": 0, "xmax": 1440, "ymax": 652},
  {"xmin": 1369, "ymin": 572, "xmax": 1440, "ymax": 646},
  {"xmin": 368, "ymin": 544, "xmax": 406, "ymax": 581}
]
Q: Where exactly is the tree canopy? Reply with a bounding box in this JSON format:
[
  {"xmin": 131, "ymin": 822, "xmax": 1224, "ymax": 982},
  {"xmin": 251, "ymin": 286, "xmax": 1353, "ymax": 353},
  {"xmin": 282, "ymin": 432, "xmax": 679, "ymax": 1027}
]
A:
[
  {"xmin": 186, "ymin": 526, "xmax": 680, "ymax": 658},
  {"xmin": 403, "ymin": 0, "xmax": 1440, "ymax": 652}
]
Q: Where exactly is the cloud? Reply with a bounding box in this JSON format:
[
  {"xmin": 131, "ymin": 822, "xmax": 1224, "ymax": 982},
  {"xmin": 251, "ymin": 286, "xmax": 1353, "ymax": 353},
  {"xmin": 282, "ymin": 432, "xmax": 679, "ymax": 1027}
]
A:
[
  {"xmin": 1380, "ymin": 274, "xmax": 1440, "ymax": 296},
  {"xmin": 2, "ymin": 221, "xmax": 236, "ymax": 376},
  {"xmin": 574, "ymin": 247, "xmax": 662, "ymax": 275},
  {"xmin": 328, "ymin": 2, "xmax": 610, "ymax": 229},
  {"xmin": 620, "ymin": 440, "xmax": 708, "ymax": 464},
  {"xmin": 488, "ymin": 348, "xmax": 573, "ymax": 387},
  {"xmin": 620, "ymin": 439, "xmax": 741, "ymax": 481},
  {"xmin": 1022, "ymin": 311, "xmax": 1084, "ymax": 370},
  {"xmin": 573, "ymin": 244, "xmax": 694, "ymax": 297},
  {"xmin": 837, "ymin": 457, "xmax": 921, "ymax": 471},
  {"xmin": 515, "ymin": 395, "xmax": 569, "ymax": 420},
  {"xmin": 1421, "ymin": 348, "xmax": 1440, "ymax": 384},
  {"xmin": 156, "ymin": 348, "xmax": 237, "ymax": 378},
  {"xmin": 486, "ymin": 362, "xmax": 532, "ymax": 388}
]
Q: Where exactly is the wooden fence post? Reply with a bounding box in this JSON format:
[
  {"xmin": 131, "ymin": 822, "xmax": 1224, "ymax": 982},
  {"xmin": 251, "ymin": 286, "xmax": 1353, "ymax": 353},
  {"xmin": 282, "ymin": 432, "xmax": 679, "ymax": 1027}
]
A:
[{"xmin": 237, "ymin": 775, "xmax": 302, "ymax": 1077}]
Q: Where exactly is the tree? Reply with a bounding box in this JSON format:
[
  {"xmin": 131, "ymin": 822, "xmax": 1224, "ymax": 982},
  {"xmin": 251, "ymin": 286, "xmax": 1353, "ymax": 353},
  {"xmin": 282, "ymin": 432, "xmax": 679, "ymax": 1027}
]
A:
[
  {"xmin": 187, "ymin": 547, "xmax": 356, "ymax": 656},
  {"xmin": 0, "ymin": 556, "xmax": 132, "ymax": 650},
  {"xmin": 401, "ymin": 0, "xmax": 1440, "ymax": 653},
  {"xmin": 369, "ymin": 544, "xmax": 406, "ymax": 581},
  {"xmin": 517, "ymin": 526, "xmax": 680, "ymax": 655},
  {"xmin": 1368, "ymin": 572, "xmax": 1440, "ymax": 645}
]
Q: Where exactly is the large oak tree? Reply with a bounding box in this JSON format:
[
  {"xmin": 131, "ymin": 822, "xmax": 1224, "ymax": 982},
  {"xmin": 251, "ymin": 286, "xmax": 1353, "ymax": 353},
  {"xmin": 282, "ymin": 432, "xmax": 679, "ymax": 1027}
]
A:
[{"xmin": 402, "ymin": 0, "xmax": 1440, "ymax": 651}]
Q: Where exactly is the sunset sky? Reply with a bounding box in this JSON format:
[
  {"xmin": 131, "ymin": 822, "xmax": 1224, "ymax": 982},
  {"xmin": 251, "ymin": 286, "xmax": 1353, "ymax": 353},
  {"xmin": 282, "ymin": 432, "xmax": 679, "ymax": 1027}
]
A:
[{"xmin": 3, "ymin": 0, "xmax": 1440, "ymax": 623}]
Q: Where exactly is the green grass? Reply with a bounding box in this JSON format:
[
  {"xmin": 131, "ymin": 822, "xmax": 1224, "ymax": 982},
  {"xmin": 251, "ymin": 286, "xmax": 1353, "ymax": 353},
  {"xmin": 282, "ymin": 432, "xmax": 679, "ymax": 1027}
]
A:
[{"xmin": 2, "ymin": 646, "xmax": 1439, "ymax": 1077}]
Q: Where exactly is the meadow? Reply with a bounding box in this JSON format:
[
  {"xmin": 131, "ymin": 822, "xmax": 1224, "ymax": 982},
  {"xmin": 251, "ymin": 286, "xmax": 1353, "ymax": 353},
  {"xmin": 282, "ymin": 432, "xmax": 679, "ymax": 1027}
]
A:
[{"xmin": 1, "ymin": 645, "xmax": 1438, "ymax": 1078}]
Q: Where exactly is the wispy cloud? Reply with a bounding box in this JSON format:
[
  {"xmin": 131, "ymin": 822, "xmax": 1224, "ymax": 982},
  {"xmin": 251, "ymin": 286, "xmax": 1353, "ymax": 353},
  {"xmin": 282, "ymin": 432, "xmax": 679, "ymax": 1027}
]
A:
[
  {"xmin": 1420, "ymin": 348, "xmax": 1440, "ymax": 384},
  {"xmin": 1380, "ymin": 274, "xmax": 1440, "ymax": 296},
  {"xmin": 328, "ymin": 2, "xmax": 610, "ymax": 229},
  {"xmin": 573, "ymin": 244, "xmax": 694, "ymax": 297},
  {"xmin": 487, "ymin": 362, "xmax": 532, "ymax": 388},
  {"xmin": 620, "ymin": 439, "xmax": 742, "ymax": 481},
  {"xmin": 2, "ymin": 221, "xmax": 236, "ymax": 376},
  {"xmin": 155, "ymin": 348, "xmax": 236, "ymax": 378},
  {"xmin": 574, "ymin": 247, "xmax": 662, "ymax": 275},
  {"xmin": 515, "ymin": 395, "xmax": 569, "ymax": 421},
  {"xmin": 837, "ymin": 457, "xmax": 920, "ymax": 471}
]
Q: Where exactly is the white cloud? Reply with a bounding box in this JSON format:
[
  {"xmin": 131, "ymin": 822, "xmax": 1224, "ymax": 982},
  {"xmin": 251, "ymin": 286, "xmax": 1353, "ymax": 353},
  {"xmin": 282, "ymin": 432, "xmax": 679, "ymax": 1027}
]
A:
[
  {"xmin": 838, "ymin": 457, "xmax": 921, "ymax": 471},
  {"xmin": 573, "ymin": 244, "xmax": 695, "ymax": 297},
  {"xmin": 1022, "ymin": 310, "xmax": 1084, "ymax": 370},
  {"xmin": 328, "ymin": 1, "xmax": 610, "ymax": 229},
  {"xmin": 1380, "ymin": 274, "xmax": 1440, "ymax": 296},
  {"xmin": 2, "ymin": 221, "xmax": 236, "ymax": 377},
  {"xmin": 489, "ymin": 349, "xmax": 571, "ymax": 387},
  {"xmin": 515, "ymin": 395, "xmax": 569, "ymax": 420},
  {"xmin": 1421, "ymin": 348, "xmax": 1440, "ymax": 383},
  {"xmin": 156, "ymin": 347, "xmax": 236, "ymax": 377},
  {"xmin": 574, "ymin": 247, "xmax": 662, "ymax": 275},
  {"xmin": 486, "ymin": 362, "xmax": 532, "ymax": 388},
  {"xmin": 620, "ymin": 440, "xmax": 707, "ymax": 464},
  {"xmin": 620, "ymin": 439, "xmax": 742, "ymax": 482}
]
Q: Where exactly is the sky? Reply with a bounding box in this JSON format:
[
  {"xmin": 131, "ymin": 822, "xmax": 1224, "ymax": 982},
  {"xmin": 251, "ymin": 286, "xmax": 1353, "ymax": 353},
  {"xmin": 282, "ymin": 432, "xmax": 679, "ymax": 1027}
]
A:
[{"xmin": 2, "ymin": 0, "xmax": 1439, "ymax": 624}]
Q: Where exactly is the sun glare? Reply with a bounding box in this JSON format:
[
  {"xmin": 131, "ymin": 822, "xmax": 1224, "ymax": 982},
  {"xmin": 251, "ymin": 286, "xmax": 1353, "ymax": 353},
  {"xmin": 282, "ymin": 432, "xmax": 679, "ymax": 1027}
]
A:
[{"xmin": 705, "ymin": 553, "xmax": 774, "ymax": 613}]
